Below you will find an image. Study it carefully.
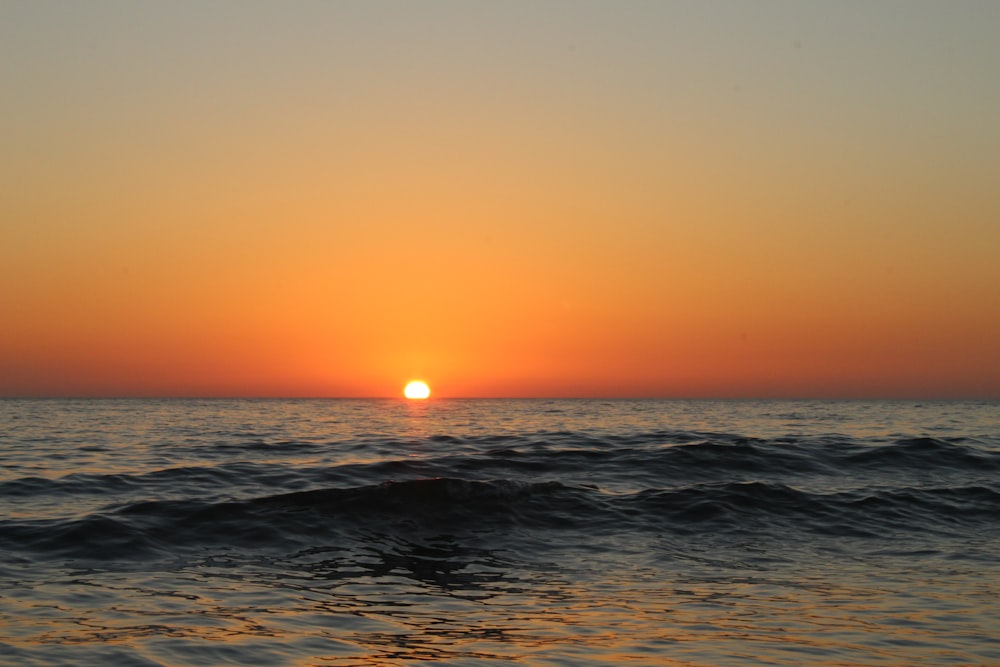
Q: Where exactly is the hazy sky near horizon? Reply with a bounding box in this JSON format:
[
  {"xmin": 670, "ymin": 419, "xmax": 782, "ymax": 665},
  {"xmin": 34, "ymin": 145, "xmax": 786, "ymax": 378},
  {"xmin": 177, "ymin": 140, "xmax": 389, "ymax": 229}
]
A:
[{"xmin": 3, "ymin": 1, "xmax": 999, "ymax": 398}]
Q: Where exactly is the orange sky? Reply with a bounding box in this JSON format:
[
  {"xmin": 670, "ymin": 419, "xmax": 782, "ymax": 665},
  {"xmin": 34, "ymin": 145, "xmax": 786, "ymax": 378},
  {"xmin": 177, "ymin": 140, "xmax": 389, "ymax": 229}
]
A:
[{"xmin": 2, "ymin": 2, "xmax": 999, "ymax": 398}]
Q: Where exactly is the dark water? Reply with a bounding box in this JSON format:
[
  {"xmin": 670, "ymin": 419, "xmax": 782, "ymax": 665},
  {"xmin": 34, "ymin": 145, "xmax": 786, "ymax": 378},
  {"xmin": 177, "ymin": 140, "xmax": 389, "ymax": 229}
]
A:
[{"xmin": 1, "ymin": 399, "xmax": 998, "ymax": 666}]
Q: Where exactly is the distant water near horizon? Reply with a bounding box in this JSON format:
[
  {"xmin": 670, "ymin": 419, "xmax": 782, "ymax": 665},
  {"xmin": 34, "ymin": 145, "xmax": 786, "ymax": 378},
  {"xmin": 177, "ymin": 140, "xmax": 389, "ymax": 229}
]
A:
[{"xmin": 1, "ymin": 398, "xmax": 998, "ymax": 666}]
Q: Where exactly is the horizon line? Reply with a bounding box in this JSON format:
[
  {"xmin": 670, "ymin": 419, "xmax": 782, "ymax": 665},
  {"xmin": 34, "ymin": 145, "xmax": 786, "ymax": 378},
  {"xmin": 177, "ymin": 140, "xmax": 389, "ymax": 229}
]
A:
[{"xmin": 2, "ymin": 395, "xmax": 997, "ymax": 402}]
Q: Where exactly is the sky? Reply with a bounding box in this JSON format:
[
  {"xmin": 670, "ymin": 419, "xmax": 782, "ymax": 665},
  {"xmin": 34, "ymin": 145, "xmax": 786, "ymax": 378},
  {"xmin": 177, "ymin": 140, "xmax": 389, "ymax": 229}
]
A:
[{"xmin": 2, "ymin": 1, "xmax": 999, "ymax": 399}]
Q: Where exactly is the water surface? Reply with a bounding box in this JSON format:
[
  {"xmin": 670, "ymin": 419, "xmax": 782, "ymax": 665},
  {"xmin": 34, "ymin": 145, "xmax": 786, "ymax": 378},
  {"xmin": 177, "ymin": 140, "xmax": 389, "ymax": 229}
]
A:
[{"xmin": 1, "ymin": 399, "xmax": 998, "ymax": 665}]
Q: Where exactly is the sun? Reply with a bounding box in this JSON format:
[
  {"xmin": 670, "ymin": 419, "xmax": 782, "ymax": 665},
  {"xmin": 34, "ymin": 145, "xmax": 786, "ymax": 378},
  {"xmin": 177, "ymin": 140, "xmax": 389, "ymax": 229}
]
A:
[{"xmin": 403, "ymin": 380, "xmax": 431, "ymax": 400}]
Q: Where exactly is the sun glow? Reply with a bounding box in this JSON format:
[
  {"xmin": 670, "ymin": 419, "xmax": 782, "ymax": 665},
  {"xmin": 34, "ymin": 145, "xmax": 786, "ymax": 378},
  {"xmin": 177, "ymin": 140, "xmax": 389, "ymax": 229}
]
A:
[{"xmin": 403, "ymin": 381, "xmax": 431, "ymax": 400}]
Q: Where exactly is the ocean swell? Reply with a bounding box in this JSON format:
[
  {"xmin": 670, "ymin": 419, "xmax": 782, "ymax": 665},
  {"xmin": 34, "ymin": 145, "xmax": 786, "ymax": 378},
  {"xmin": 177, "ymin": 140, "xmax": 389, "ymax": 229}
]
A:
[{"xmin": 3, "ymin": 474, "xmax": 998, "ymax": 562}]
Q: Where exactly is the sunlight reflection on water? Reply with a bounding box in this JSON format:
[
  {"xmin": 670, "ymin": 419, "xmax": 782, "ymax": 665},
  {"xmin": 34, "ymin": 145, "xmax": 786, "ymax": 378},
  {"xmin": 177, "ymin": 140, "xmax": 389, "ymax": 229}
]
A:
[{"xmin": 3, "ymin": 532, "xmax": 998, "ymax": 667}]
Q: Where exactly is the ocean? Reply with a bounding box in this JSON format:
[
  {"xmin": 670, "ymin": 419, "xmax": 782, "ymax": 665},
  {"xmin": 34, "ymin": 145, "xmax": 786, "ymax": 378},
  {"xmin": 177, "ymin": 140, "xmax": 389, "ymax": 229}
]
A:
[{"xmin": 1, "ymin": 398, "xmax": 998, "ymax": 666}]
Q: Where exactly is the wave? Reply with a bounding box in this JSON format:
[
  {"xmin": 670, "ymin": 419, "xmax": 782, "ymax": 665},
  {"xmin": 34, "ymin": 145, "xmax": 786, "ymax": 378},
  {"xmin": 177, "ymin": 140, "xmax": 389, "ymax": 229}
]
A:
[
  {"xmin": 4, "ymin": 433, "xmax": 996, "ymax": 498},
  {"xmin": 2, "ymin": 476, "xmax": 997, "ymax": 562},
  {"xmin": 841, "ymin": 436, "xmax": 1000, "ymax": 470}
]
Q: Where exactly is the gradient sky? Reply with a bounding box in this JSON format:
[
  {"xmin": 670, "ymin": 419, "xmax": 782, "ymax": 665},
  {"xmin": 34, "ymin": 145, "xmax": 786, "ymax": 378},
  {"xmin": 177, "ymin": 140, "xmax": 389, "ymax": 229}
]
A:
[{"xmin": 2, "ymin": 1, "xmax": 999, "ymax": 398}]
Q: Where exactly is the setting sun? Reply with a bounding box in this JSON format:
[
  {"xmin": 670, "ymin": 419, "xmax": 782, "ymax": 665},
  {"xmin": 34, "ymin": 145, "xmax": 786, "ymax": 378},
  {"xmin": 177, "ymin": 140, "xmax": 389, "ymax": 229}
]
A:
[{"xmin": 403, "ymin": 381, "xmax": 431, "ymax": 400}]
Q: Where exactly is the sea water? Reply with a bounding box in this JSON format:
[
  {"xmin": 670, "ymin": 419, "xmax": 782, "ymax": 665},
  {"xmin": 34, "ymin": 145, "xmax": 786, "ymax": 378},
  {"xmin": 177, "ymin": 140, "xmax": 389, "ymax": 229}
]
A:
[{"xmin": 1, "ymin": 398, "xmax": 998, "ymax": 666}]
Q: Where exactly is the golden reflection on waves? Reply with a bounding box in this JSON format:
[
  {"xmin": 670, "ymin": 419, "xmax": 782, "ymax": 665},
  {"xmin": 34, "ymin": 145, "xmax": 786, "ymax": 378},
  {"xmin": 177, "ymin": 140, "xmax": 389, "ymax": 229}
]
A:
[{"xmin": 5, "ymin": 536, "xmax": 997, "ymax": 666}]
